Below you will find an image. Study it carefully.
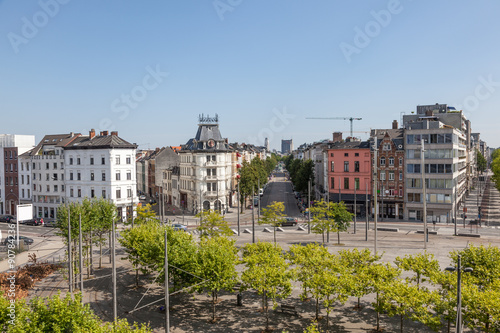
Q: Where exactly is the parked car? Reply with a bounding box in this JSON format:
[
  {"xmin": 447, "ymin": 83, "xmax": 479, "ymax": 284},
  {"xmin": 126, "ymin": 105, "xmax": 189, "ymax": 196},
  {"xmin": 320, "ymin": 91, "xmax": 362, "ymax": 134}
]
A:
[
  {"xmin": 0, "ymin": 215, "xmax": 15, "ymax": 223},
  {"xmin": 3, "ymin": 235, "xmax": 34, "ymax": 246},
  {"xmin": 280, "ymin": 217, "xmax": 298, "ymax": 227},
  {"xmin": 139, "ymin": 195, "xmax": 146, "ymax": 201},
  {"xmin": 24, "ymin": 217, "xmax": 44, "ymax": 226},
  {"xmin": 171, "ymin": 223, "xmax": 188, "ymax": 232},
  {"xmin": 259, "ymin": 188, "xmax": 264, "ymax": 197},
  {"xmin": 44, "ymin": 220, "xmax": 57, "ymax": 228}
]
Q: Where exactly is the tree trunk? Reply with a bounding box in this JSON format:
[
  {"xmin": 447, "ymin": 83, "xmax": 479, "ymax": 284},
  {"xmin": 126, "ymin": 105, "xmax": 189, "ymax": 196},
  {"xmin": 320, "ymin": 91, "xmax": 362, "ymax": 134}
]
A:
[
  {"xmin": 265, "ymin": 290, "xmax": 269, "ymax": 331},
  {"xmin": 400, "ymin": 313, "xmax": 403, "ymax": 333},
  {"xmin": 316, "ymin": 297, "xmax": 319, "ymax": 320},
  {"xmin": 99, "ymin": 236, "xmax": 102, "ymax": 268},
  {"xmin": 337, "ymin": 231, "xmax": 340, "ymax": 244},
  {"xmin": 212, "ymin": 290, "xmax": 216, "ymax": 322},
  {"xmin": 109, "ymin": 231, "xmax": 112, "ymax": 264},
  {"xmin": 357, "ymin": 297, "xmax": 361, "ymax": 309},
  {"xmin": 376, "ymin": 292, "xmax": 380, "ymax": 331},
  {"xmin": 89, "ymin": 229, "xmax": 93, "ymax": 276},
  {"xmin": 273, "ymin": 227, "xmax": 276, "ymax": 244},
  {"xmin": 447, "ymin": 317, "xmax": 450, "ymax": 333},
  {"xmin": 322, "ymin": 232, "xmax": 325, "ymax": 244},
  {"xmin": 326, "ymin": 297, "xmax": 330, "ymax": 330}
]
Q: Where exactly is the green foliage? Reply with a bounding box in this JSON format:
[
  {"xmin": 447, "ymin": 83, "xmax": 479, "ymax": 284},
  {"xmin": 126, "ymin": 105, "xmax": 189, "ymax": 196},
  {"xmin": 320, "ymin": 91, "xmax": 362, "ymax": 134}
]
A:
[
  {"xmin": 286, "ymin": 157, "xmax": 315, "ymax": 193},
  {"xmin": 195, "ymin": 210, "xmax": 233, "ymax": 238},
  {"xmin": 0, "ymin": 292, "xmax": 151, "ymax": 332},
  {"xmin": 133, "ymin": 203, "xmax": 158, "ymax": 224},
  {"xmin": 450, "ymin": 244, "xmax": 500, "ymax": 287},
  {"xmin": 476, "ymin": 149, "xmax": 487, "ymax": 173},
  {"xmin": 259, "ymin": 201, "xmax": 286, "ymax": 244},
  {"xmin": 193, "ymin": 236, "xmax": 239, "ymax": 321},
  {"xmin": 492, "ymin": 149, "xmax": 500, "ymax": 191},
  {"xmin": 310, "ymin": 200, "xmax": 352, "ymax": 244},
  {"xmin": 241, "ymin": 242, "xmax": 293, "ymax": 331},
  {"xmin": 119, "ymin": 220, "xmax": 197, "ymax": 287},
  {"xmin": 395, "ymin": 252, "xmax": 440, "ymax": 289}
]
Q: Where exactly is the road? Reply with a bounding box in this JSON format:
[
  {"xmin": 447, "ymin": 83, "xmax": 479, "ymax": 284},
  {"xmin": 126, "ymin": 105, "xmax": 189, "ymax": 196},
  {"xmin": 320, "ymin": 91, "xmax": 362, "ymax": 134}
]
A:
[{"xmin": 260, "ymin": 172, "xmax": 301, "ymax": 218}]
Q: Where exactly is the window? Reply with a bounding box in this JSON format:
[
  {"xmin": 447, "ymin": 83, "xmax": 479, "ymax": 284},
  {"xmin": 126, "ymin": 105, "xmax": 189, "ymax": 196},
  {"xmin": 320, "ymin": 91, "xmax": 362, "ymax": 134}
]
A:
[
  {"xmin": 46, "ymin": 174, "xmax": 49, "ymax": 181},
  {"xmin": 399, "ymin": 172, "xmax": 403, "ymax": 181},
  {"xmin": 354, "ymin": 161, "xmax": 360, "ymax": 172},
  {"xmin": 53, "ymin": 162, "xmax": 57, "ymax": 169},
  {"xmin": 32, "ymin": 162, "xmax": 35, "ymax": 169},
  {"xmin": 344, "ymin": 153, "xmax": 349, "ymax": 157},
  {"xmin": 101, "ymin": 157, "xmax": 105, "ymax": 165},
  {"xmin": 116, "ymin": 156, "xmax": 120, "ymax": 165},
  {"xmin": 27, "ymin": 175, "xmax": 30, "ymax": 184},
  {"xmin": 380, "ymin": 172, "xmax": 386, "ymax": 181},
  {"xmin": 70, "ymin": 188, "xmax": 74, "ymax": 197},
  {"xmin": 46, "ymin": 162, "xmax": 49, "ymax": 170},
  {"xmin": 90, "ymin": 172, "xmax": 94, "ymax": 181},
  {"xmin": 21, "ymin": 175, "xmax": 24, "ymax": 184},
  {"xmin": 127, "ymin": 188, "xmax": 132, "ymax": 198},
  {"xmin": 77, "ymin": 172, "xmax": 81, "ymax": 181},
  {"xmin": 116, "ymin": 188, "xmax": 121, "ymax": 199},
  {"xmin": 380, "ymin": 157, "xmax": 385, "ymax": 166},
  {"xmin": 102, "ymin": 189, "xmax": 106, "ymax": 198},
  {"xmin": 330, "ymin": 161, "xmax": 334, "ymax": 172},
  {"xmin": 54, "ymin": 185, "xmax": 58, "ymax": 192},
  {"xmin": 78, "ymin": 189, "xmax": 81, "ymax": 197},
  {"xmin": 126, "ymin": 157, "xmax": 131, "ymax": 164},
  {"xmin": 77, "ymin": 157, "xmax": 81, "ymax": 165},
  {"xmin": 61, "ymin": 174, "xmax": 64, "ymax": 181},
  {"xmin": 70, "ymin": 172, "xmax": 74, "ymax": 181},
  {"xmin": 331, "ymin": 177, "xmax": 335, "ymax": 189},
  {"xmin": 408, "ymin": 193, "xmax": 421, "ymax": 202},
  {"xmin": 22, "ymin": 189, "xmax": 25, "ymax": 198},
  {"xmin": 91, "ymin": 188, "xmax": 95, "ymax": 198},
  {"xmin": 389, "ymin": 171, "xmax": 395, "ymax": 181},
  {"xmin": 69, "ymin": 157, "xmax": 73, "ymax": 165},
  {"xmin": 355, "ymin": 153, "xmax": 359, "ymax": 157},
  {"xmin": 46, "ymin": 185, "xmax": 50, "ymax": 192},
  {"xmin": 389, "ymin": 157, "xmax": 394, "ymax": 165},
  {"xmin": 344, "ymin": 177, "xmax": 349, "ymax": 189},
  {"xmin": 53, "ymin": 173, "xmax": 58, "ymax": 181},
  {"xmin": 116, "ymin": 172, "xmax": 121, "ymax": 181},
  {"xmin": 127, "ymin": 171, "xmax": 131, "ymax": 180},
  {"xmin": 344, "ymin": 161, "xmax": 349, "ymax": 172},
  {"xmin": 399, "ymin": 158, "xmax": 403, "ymax": 166},
  {"xmin": 354, "ymin": 178, "xmax": 360, "ymax": 190},
  {"xmin": 102, "ymin": 172, "xmax": 106, "ymax": 181},
  {"xmin": 383, "ymin": 144, "xmax": 391, "ymax": 151},
  {"xmin": 90, "ymin": 157, "xmax": 94, "ymax": 165}
]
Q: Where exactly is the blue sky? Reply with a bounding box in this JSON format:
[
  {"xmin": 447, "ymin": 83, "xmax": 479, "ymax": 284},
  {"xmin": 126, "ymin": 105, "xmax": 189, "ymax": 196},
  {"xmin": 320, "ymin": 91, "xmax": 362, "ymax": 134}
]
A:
[{"xmin": 1, "ymin": 0, "xmax": 500, "ymax": 151}]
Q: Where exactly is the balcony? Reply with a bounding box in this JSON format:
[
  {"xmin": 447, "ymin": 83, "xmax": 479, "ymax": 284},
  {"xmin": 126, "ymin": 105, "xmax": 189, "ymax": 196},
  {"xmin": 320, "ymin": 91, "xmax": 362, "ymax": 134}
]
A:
[
  {"xmin": 204, "ymin": 191, "xmax": 224, "ymax": 198},
  {"xmin": 205, "ymin": 161, "xmax": 217, "ymax": 166}
]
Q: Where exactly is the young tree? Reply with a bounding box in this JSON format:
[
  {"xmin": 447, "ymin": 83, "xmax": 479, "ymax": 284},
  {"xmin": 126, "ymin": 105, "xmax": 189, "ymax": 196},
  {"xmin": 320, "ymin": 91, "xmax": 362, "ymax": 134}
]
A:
[
  {"xmin": 133, "ymin": 203, "xmax": 158, "ymax": 225},
  {"xmin": 192, "ymin": 236, "xmax": 239, "ymax": 322},
  {"xmin": 259, "ymin": 201, "xmax": 286, "ymax": 244},
  {"xmin": 309, "ymin": 200, "xmax": 332, "ymax": 243},
  {"xmin": 330, "ymin": 202, "xmax": 353, "ymax": 245},
  {"xmin": 238, "ymin": 160, "xmax": 259, "ymax": 212},
  {"xmin": 367, "ymin": 262, "xmax": 401, "ymax": 331},
  {"xmin": 338, "ymin": 248, "xmax": 381, "ymax": 309},
  {"xmin": 476, "ymin": 149, "xmax": 487, "ymax": 173},
  {"xmin": 378, "ymin": 279, "xmax": 441, "ymax": 333},
  {"xmin": 241, "ymin": 242, "xmax": 293, "ymax": 331},
  {"xmin": 394, "ymin": 252, "xmax": 440, "ymax": 289},
  {"xmin": 195, "ymin": 209, "xmax": 233, "ymax": 238}
]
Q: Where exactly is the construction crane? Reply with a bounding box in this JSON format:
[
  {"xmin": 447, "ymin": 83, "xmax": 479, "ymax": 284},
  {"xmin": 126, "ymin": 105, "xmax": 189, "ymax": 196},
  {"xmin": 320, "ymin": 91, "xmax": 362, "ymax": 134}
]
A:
[{"xmin": 306, "ymin": 117, "xmax": 362, "ymax": 138}]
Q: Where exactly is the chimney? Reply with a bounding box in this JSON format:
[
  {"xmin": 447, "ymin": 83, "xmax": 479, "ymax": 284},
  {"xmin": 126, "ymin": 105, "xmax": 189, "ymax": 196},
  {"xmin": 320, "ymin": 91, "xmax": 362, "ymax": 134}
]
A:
[
  {"xmin": 392, "ymin": 120, "xmax": 398, "ymax": 129},
  {"xmin": 332, "ymin": 132, "xmax": 342, "ymax": 143},
  {"xmin": 111, "ymin": 131, "xmax": 118, "ymax": 136},
  {"xmin": 89, "ymin": 128, "xmax": 95, "ymax": 139},
  {"xmin": 102, "ymin": 130, "xmax": 109, "ymax": 136},
  {"xmin": 70, "ymin": 132, "xmax": 74, "ymax": 137},
  {"xmin": 100, "ymin": 131, "xmax": 104, "ymax": 136}
]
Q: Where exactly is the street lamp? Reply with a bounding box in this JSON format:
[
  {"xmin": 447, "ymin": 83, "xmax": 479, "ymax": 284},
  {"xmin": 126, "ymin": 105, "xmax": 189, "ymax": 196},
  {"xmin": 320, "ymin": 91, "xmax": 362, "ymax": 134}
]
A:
[{"xmin": 445, "ymin": 255, "xmax": 473, "ymax": 333}]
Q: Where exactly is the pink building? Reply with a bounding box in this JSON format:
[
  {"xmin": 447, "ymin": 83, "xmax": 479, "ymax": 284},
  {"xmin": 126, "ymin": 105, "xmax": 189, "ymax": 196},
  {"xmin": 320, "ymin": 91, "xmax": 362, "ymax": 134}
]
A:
[{"xmin": 326, "ymin": 137, "xmax": 372, "ymax": 216}]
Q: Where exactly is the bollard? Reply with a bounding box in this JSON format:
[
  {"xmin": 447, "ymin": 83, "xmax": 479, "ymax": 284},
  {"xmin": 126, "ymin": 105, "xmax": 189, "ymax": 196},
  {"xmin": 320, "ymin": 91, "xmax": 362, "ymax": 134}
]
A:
[{"xmin": 237, "ymin": 293, "xmax": 243, "ymax": 306}]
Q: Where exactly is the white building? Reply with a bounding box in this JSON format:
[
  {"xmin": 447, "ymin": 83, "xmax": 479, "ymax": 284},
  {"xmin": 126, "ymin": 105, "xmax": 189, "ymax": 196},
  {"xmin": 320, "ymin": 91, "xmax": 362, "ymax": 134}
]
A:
[
  {"xmin": 64, "ymin": 130, "xmax": 138, "ymax": 221},
  {"xmin": 0, "ymin": 134, "xmax": 35, "ymax": 215},
  {"xmin": 179, "ymin": 115, "xmax": 233, "ymax": 213}
]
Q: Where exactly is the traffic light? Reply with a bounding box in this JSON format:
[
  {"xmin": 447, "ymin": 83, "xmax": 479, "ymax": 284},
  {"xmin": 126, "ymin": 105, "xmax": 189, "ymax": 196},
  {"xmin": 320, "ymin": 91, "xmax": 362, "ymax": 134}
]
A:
[{"xmin": 465, "ymin": 215, "xmax": 467, "ymax": 219}]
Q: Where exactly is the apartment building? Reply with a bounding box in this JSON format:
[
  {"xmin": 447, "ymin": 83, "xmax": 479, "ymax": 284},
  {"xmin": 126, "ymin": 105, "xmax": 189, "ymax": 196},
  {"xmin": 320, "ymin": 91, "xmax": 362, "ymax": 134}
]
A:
[
  {"xmin": 179, "ymin": 115, "xmax": 233, "ymax": 213},
  {"xmin": 0, "ymin": 134, "xmax": 35, "ymax": 215},
  {"xmin": 64, "ymin": 130, "xmax": 138, "ymax": 221}
]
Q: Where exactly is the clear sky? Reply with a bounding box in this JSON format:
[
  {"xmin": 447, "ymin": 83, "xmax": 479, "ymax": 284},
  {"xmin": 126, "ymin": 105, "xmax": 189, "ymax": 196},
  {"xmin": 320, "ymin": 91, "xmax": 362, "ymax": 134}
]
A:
[{"xmin": 1, "ymin": 0, "xmax": 500, "ymax": 151}]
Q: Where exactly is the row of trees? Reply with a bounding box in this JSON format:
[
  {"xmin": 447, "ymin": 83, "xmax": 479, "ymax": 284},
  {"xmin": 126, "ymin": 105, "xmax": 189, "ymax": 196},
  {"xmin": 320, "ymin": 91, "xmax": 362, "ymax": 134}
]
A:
[
  {"xmin": 491, "ymin": 148, "xmax": 500, "ymax": 191},
  {"xmin": 238, "ymin": 155, "xmax": 278, "ymax": 211},
  {"xmin": 119, "ymin": 208, "xmax": 500, "ymax": 332},
  {"xmin": 283, "ymin": 155, "xmax": 315, "ymax": 193}
]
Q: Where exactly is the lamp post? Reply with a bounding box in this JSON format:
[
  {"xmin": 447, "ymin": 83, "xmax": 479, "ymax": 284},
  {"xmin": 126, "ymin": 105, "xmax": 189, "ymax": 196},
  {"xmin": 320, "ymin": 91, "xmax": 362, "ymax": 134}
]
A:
[
  {"xmin": 421, "ymin": 140, "xmax": 427, "ymax": 249},
  {"xmin": 445, "ymin": 255, "xmax": 473, "ymax": 333}
]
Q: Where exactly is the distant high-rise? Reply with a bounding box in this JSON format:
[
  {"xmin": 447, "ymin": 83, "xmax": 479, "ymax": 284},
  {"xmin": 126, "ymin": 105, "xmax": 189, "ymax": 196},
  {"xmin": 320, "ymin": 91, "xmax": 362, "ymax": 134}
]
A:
[
  {"xmin": 281, "ymin": 139, "xmax": 293, "ymax": 154},
  {"xmin": 264, "ymin": 137, "xmax": 270, "ymax": 151}
]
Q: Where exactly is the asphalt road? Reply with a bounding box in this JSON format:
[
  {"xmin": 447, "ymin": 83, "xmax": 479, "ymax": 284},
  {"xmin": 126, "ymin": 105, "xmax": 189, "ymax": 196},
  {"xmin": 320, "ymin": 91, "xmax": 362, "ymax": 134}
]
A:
[{"xmin": 260, "ymin": 172, "xmax": 301, "ymax": 218}]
